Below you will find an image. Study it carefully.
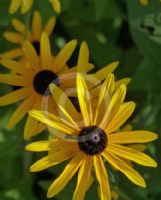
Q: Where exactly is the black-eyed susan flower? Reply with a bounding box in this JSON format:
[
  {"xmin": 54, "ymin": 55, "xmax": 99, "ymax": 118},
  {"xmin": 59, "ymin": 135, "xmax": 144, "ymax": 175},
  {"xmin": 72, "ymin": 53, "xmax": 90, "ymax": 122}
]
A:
[
  {"xmin": 27, "ymin": 73, "xmax": 158, "ymax": 200},
  {"xmin": 0, "ymin": 30, "xmax": 130, "ymax": 139},
  {"xmin": 9, "ymin": 0, "xmax": 33, "ymax": 14},
  {"xmin": 49, "ymin": 0, "xmax": 61, "ymax": 13},
  {"xmin": 0, "ymin": 32, "xmax": 78, "ymax": 135},
  {"xmin": 2, "ymin": 10, "xmax": 56, "ymax": 59}
]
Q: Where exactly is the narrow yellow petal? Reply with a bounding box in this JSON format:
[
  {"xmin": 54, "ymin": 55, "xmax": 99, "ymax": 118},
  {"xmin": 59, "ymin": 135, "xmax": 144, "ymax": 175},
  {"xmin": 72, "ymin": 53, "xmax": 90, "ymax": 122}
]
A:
[
  {"xmin": 49, "ymin": 83, "xmax": 81, "ymax": 129},
  {"xmin": 100, "ymin": 84, "xmax": 126, "ymax": 129},
  {"xmin": 0, "ymin": 87, "xmax": 32, "ymax": 106},
  {"xmin": 26, "ymin": 141, "xmax": 49, "ymax": 152},
  {"xmin": 30, "ymin": 156, "xmax": 55, "ymax": 172},
  {"xmin": 94, "ymin": 155, "xmax": 111, "ymax": 200},
  {"xmin": 103, "ymin": 152, "xmax": 146, "ymax": 188},
  {"xmin": 0, "ymin": 74, "xmax": 31, "ymax": 86},
  {"xmin": 3, "ymin": 32, "xmax": 23, "ymax": 44},
  {"xmin": 9, "ymin": 0, "xmax": 21, "ymax": 14},
  {"xmin": 40, "ymin": 32, "xmax": 52, "ymax": 69},
  {"xmin": 29, "ymin": 110, "xmax": 75, "ymax": 135},
  {"xmin": 31, "ymin": 10, "xmax": 42, "ymax": 41},
  {"xmin": 73, "ymin": 157, "xmax": 92, "ymax": 200},
  {"xmin": 12, "ymin": 19, "xmax": 26, "ymax": 34},
  {"xmin": 53, "ymin": 40, "xmax": 77, "ymax": 72},
  {"xmin": 77, "ymin": 73, "xmax": 93, "ymax": 126},
  {"xmin": 21, "ymin": 0, "xmax": 33, "ymax": 14},
  {"xmin": 23, "ymin": 41, "xmax": 39, "ymax": 70},
  {"xmin": 109, "ymin": 131, "xmax": 158, "ymax": 144},
  {"xmin": 95, "ymin": 61, "xmax": 119, "ymax": 81},
  {"xmin": 43, "ymin": 16, "xmax": 56, "ymax": 36},
  {"xmin": 77, "ymin": 41, "xmax": 89, "ymax": 73},
  {"xmin": 0, "ymin": 58, "xmax": 32, "ymax": 75},
  {"xmin": 107, "ymin": 144, "xmax": 157, "ymax": 167},
  {"xmin": 115, "ymin": 78, "xmax": 131, "ymax": 89},
  {"xmin": 47, "ymin": 152, "xmax": 84, "ymax": 198},
  {"xmin": 8, "ymin": 95, "xmax": 35, "ymax": 128},
  {"xmin": 49, "ymin": 0, "xmax": 61, "ymax": 13},
  {"xmin": 94, "ymin": 73, "xmax": 114, "ymax": 125},
  {"xmin": 24, "ymin": 115, "xmax": 45, "ymax": 140},
  {"xmin": 1, "ymin": 48, "xmax": 23, "ymax": 59},
  {"xmin": 106, "ymin": 102, "xmax": 135, "ymax": 133}
]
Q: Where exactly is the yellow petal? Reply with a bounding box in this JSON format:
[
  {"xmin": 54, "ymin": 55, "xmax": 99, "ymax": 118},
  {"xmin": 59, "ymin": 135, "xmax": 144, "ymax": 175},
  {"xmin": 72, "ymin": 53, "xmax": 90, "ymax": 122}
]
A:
[
  {"xmin": 107, "ymin": 144, "xmax": 157, "ymax": 167},
  {"xmin": 24, "ymin": 115, "xmax": 44, "ymax": 140},
  {"xmin": 53, "ymin": 39, "xmax": 77, "ymax": 72},
  {"xmin": 32, "ymin": 11, "xmax": 42, "ymax": 41},
  {"xmin": 30, "ymin": 156, "xmax": 55, "ymax": 172},
  {"xmin": 0, "ymin": 58, "xmax": 33, "ymax": 75},
  {"xmin": 100, "ymin": 84, "xmax": 126, "ymax": 129},
  {"xmin": 1, "ymin": 48, "xmax": 23, "ymax": 59},
  {"xmin": 106, "ymin": 102, "xmax": 135, "ymax": 134},
  {"xmin": 12, "ymin": 18, "xmax": 26, "ymax": 34},
  {"xmin": 21, "ymin": 0, "xmax": 33, "ymax": 14},
  {"xmin": 43, "ymin": 16, "xmax": 56, "ymax": 36},
  {"xmin": 8, "ymin": 95, "xmax": 35, "ymax": 128},
  {"xmin": 49, "ymin": 0, "xmax": 61, "ymax": 13},
  {"xmin": 40, "ymin": 32, "xmax": 52, "ymax": 69},
  {"xmin": 29, "ymin": 110, "xmax": 75, "ymax": 135},
  {"xmin": 77, "ymin": 41, "xmax": 89, "ymax": 73},
  {"xmin": 94, "ymin": 155, "xmax": 111, "ymax": 200},
  {"xmin": 109, "ymin": 131, "xmax": 158, "ymax": 144},
  {"xmin": 0, "ymin": 87, "xmax": 32, "ymax": 106},
  {"xmin": 3, "ymin": 32, "xmax": 23, "ymax": 44},
  {"xmin": 103, "ymin": 152, "xmax": 146, "ymax": 188},
  {"xmin": 95, "ymin": 61, "xmax": 119, "ymax": 81},
  {"xmin": 49, "ymin": 83, "xmax": 81, "ymax": 129},
  {"xmin": 94, "ymin": 73, "xmax": 114, "ymax": 125},
  {"xmin": 9, "ymin": 0, "xmax": 21, "ymax": 14},
  {"xmin": 115, "ymin": 78, "xmax": 131, "ymax": 89},
  {"xmin": 26, "ymin": 141, "xmax": 49, "ymax": 152},
  {"xmin": 73, "ymin": 157, "xmax": 92, "ymax": 200},
  {"xmin": 0, "ymin": 74, "xmax": 31, "ymax": 86},
  {"xmin": 23, "ymin": 41, "xmax": 39, "ymax": 70},
  {"xmin": 77, "ymin": 73, "xmax": 93, "ymax": 126},
  {"xmin": 47, "ymin": 152, "xmax": 84, "ymax": 198}
]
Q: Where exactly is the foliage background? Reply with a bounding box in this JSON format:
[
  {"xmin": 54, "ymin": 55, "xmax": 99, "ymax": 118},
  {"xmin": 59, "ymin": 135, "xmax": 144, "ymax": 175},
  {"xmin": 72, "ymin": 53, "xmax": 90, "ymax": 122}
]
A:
[{"xmin": 0, "ymin": 0, "xmax": 161, "ymax": 199}]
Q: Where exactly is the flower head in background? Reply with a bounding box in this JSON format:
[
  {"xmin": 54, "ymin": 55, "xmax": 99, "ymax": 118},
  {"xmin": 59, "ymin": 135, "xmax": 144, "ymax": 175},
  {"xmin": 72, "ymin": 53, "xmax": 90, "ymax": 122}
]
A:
[
  {"xmin": 2, "ymin": 11, "xmax": 56, "ymax": 59},
  {"xmin": 140, "ymin": 0, "xmax": 149, "ymax": 5},
  {"xmin": 0, "ymin": 32, "xmax": 78, "ymax": 137},
  {"xmin": 9, "ymin": 0, "xmax": 33, "ymax": 14},
  {"xmin": 27, "ymin": 73, "xmax": 158, "ymax": 200}
]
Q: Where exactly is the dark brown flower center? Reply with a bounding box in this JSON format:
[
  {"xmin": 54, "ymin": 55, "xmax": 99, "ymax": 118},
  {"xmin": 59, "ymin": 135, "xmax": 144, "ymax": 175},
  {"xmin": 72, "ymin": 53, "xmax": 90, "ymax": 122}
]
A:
[
  {"xmin": 78, "ymin": 125, "xmax": 107, "ymax": 155},
  {"xmin": 33, "ymin": 70, "xmax": 59, "ymax": 96}
]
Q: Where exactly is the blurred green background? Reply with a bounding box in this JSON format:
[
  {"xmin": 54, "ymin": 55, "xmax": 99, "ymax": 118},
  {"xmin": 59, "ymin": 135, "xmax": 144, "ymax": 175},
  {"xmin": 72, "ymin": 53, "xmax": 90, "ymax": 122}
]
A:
[{"xmin": 0, "ymin": 0, "xmax": 161, "ymax": 199}]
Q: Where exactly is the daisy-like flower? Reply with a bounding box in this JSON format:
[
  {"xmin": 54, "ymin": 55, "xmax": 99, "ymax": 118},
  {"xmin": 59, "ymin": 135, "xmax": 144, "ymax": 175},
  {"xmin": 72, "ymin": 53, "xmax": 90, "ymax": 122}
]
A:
[
  {"xmin": 0, "ymin": 31, "xmax": 124, "ymax": 139},
  {"xmin": 49, "ymin": 0, "xmax": 61, "ymax": 13},
  {"xmin": 0, "ymin": 32, "xmax": 78, "ymax": 136},
  {"xmin": 9, "ymin": 0, "xmax": 33, "ymax": 14},
  {"xmin": 2, "ymin": 10, "xmax": 56, "ymax": 59},
  {"xmin": 27, "ymin": 73, "xmax": 158, "ymax": 200}
]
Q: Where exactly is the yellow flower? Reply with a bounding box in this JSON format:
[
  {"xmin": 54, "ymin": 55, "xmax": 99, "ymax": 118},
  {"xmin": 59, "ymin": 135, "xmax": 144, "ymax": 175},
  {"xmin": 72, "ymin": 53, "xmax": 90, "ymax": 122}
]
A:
[
  {"xmin": 27, "ymin": 73, "xmax": 158, "ymax": 200},
  {"xmin": 49, "ymin": 0, "xmax": 61, "ymax": 13},
  {"xmin": 9, "ymin": 0, "xmax": 33, "ymax": 14},
  {"xmin": 2, "ymin": 11, "xmax": 56, "ymax": 59},
  {"xmin": 0, "ymin": 32, "xmax": 127, "ymax": 139},
  {"xmin": 140, "ymin": 0, "xmax": 149, "ymax": 5}
]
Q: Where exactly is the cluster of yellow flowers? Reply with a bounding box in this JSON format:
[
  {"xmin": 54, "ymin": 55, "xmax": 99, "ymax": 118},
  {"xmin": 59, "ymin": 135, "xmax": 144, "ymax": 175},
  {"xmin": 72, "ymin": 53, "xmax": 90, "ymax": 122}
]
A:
[{"xmin": 0, "ymin": 1, "xmax": 158, "ymax": 200}]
